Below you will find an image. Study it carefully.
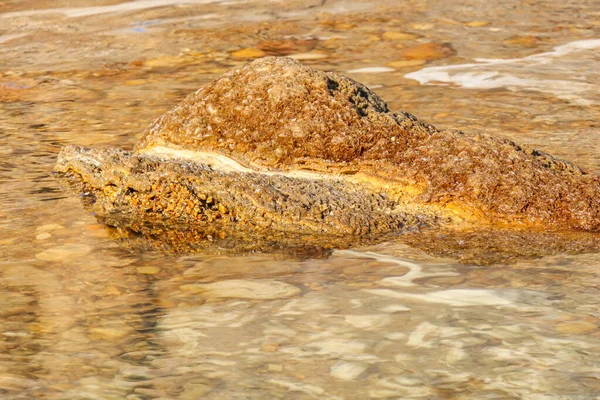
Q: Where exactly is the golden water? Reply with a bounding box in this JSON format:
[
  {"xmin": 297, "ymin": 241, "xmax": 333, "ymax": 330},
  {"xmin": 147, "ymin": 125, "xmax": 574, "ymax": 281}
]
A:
[{"xmin": 1, "ymin": 0, "xmax": 600, "ymax": 398}]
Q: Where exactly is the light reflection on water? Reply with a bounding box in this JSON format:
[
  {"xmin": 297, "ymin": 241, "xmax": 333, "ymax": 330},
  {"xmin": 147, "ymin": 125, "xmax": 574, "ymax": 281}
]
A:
[
  {"xmin": 2, "ymin": 237, "xmax": 600, "ymax": 398},
  {"xmin": 1, "ymin": 0, "xmax": 600, "ymax": 398}
]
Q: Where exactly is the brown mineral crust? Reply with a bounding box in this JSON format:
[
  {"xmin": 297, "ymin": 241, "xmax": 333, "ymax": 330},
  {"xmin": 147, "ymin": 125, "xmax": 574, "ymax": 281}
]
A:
[
  {"xmin": 135, "ymin": 56, "xmax": 600, "ymax": 231},
  {"xmin": 55, "ymin": 145, "xmax": 432, "ymax": 237},
  {"xmin": 135, "ymin": 56, "xmax": 424, "ymax": 168}
]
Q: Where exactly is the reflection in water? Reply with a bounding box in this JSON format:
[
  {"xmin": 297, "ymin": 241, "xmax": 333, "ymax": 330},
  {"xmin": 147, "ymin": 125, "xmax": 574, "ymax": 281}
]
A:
[
  {"xmin": 6, "ymin": 244, "xmax": 600, "ymax": 398},
  {"xmin": 2, "ymin": 0, "xmax": 600, "ymax": 398},
  {"xmin": 0, "ymin": 0, "xmax": 244, "ymax": 19},
  {"xmin": 97, "ymin": 214, "xmax": 600, "ymax": 265}
]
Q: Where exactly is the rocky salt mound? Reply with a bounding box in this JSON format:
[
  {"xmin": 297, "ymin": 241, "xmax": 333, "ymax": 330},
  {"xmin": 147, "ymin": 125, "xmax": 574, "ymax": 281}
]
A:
[{"xmin": 55, "ymin": 57, "xmax": 600, "ymax": 247}]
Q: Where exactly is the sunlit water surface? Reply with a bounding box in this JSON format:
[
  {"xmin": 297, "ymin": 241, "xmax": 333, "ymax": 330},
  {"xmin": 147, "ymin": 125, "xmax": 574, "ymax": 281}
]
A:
[{"xmin": 1, "ymin": 0, "xmax": 600, "ymax": 398}]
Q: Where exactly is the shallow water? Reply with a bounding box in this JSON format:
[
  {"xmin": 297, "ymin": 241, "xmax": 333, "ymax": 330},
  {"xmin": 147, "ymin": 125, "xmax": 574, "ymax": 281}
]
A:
[{"xmin": 1, "ymin": 0, "xmax": 600, "ymax": 398}]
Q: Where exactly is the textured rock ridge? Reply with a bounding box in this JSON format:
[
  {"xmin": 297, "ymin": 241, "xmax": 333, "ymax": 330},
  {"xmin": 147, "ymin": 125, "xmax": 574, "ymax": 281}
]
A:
[
  {"xmin": 56, "ymin": 56, "xmax": 600, "ymax": 236},
  {"xmin": 135, "ymin": 56, "xmax": 600, "ymax": 231},
  {"xmin": 55, "ymin": 145, "xmax": 431, "ymax": 237}
]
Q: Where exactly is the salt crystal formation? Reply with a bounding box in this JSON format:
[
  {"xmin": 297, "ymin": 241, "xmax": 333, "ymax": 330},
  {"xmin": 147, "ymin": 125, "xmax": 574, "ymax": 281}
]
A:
[{"xmin": 55, "ymin": 57, "xmax": 600, "ymax": 240}]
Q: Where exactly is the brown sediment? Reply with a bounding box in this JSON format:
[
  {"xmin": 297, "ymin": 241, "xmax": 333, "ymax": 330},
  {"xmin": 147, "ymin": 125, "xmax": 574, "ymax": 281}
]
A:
[{"xmin": 133, "ymin": 56, "xmax": 600, "ymax": 232}]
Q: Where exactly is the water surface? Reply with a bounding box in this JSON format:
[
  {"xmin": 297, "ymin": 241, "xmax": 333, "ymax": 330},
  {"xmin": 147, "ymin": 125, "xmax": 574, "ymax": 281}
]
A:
[{"xmin": 1, "ymin": 0, "xmax": 600, "ymax": 398}]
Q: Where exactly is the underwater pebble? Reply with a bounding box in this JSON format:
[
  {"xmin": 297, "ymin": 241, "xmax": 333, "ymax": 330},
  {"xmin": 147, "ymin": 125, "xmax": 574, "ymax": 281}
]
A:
[
  {"xmin": 464, "ymin": 21, "xmax": 490, "ymax": 27},
  {"xmin": 88, "ymin": 325, "xmax": 134, "ymax": 340},
  {"xmin": 35, "ymin": 244, "xmax": 93, "ymax": 261},
  {"xmin": 555, "ymin": 320, "xmax": 598, "ymax": 335},
  {"xmin": 370, "ymin": 382, "xmax": 432, "ymax": 398},
  {"xmin": 288, "ymin": 52, "xmax": 329, "ymax": 60},
  {"xmin": 330, "ymin": 361, "xmax": 367, "ymax": 380},
  {"xmin": 387, "ymin": 59, "xmax": 426, "ymax": 69},
  {"xmin": 406, "ymin": 322, "xmax": 438, "ymax": 347},
  {"xmin": 410, "ymin": 22, "xmax": 434, "ymax": 30},
  {"xmin": 444, "ymin": 346, "xmax": 466, "ymax": 364},
  {"xmin": 372, "ymin": 376, "xmax": 433, "ymax": 398},
  {"xmin": 382, "ymin": 31, "xmax": 419, "ymax": 41},
  {"xmin": 398, "ymin": 42, "xmax": 456, "ymax": 61},
  {"xmin": 267, "ymin": 364, "xmax": 283, "ymax": 372},
  {"xmin": 35, "ymin": 223, "xmax": 64, "ymax": 232},
  {"xmin": 378, "ymin": 304, "xmax": 411, "ymax": 313},
  {"xmin": 384, "ymin": 332, "xmax": 407, "ymax": 341},
  {"xmin": 308, "ymin": 339, "xmax": 367, "ymax": 355},
  {"xmin": 505, "ymin": 35, "xmax": 541, "ymax": 47},
  {"xmin": 231, "ymin": 48, "xmax": 266, "ymax": 58},
  {"xmin": 35, "ymin": 232, "xmax": 51, "ymax": 240},
  {"xmin": 344, "ymin": 314, "xmax": 391, "ymax": 329},
  {"xmin": 136, "ymin": 266, "xmax": 160, "ymax": 275},
  {"xmin": 262, "ymin": 343, "xmax": 279, "ymax": 352},
  {"xmin": 143, "ymin": 56, "xmax": 184, "ymax": 68},
  {"xmin": 269, "ymin": 379, "xmax": 325, "ymax": 395},
  {"xmin": 180, "ymin": 382, "xmax": 212, "ymax": 398},
  {"xmin": 347, "ymin": 66, "xmax": 395, "ymax": 73},
  {"xmin": 180, "ymin": 279, "xmax": 301, "ymax": 300}
]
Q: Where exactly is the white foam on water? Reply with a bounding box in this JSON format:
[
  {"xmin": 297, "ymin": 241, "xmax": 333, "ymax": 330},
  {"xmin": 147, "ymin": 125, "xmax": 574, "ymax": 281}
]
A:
[
  {"xmin": 336, "ymin": 251, "xmax": 553, "ymax": 308},
  {"xmin": 405, "ymin": 39, "xmax": 600, "ymax": 105},
  {"xmin": 334, "ymin": 250, "xmax": 459, "ymax": 287},
  {"xmin": 365, "ymin": 288, "xmax": 517, "ymax": 307},
  {"xmin": 0, "ymin": 0, "xmax": 249, "ymax": 18}
]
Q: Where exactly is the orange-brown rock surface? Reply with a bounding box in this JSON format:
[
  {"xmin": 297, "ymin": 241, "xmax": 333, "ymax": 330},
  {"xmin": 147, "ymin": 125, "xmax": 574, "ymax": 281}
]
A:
[{"xmin": 56, "ymin": 56, "xmax": 600, "ymax": 238}]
